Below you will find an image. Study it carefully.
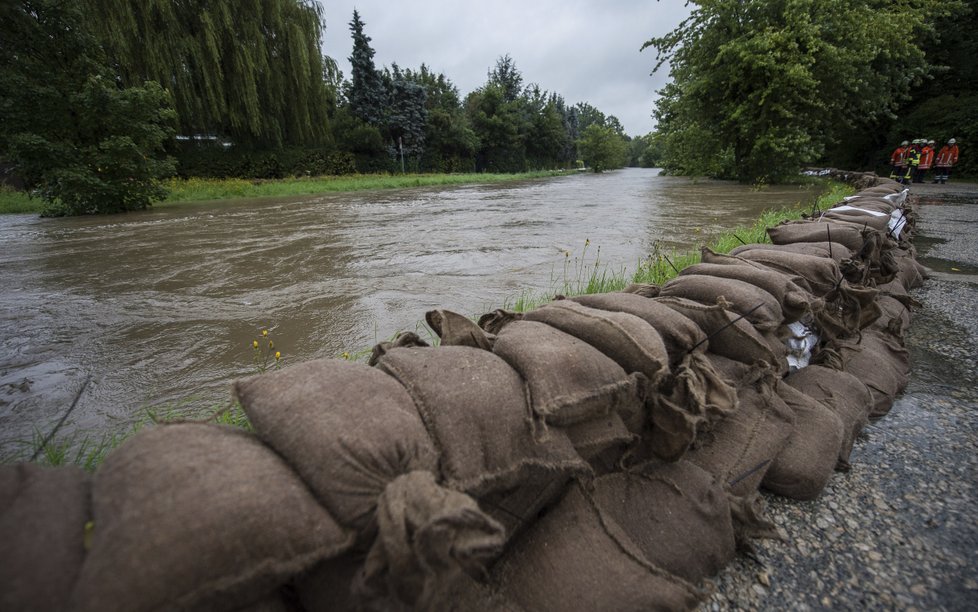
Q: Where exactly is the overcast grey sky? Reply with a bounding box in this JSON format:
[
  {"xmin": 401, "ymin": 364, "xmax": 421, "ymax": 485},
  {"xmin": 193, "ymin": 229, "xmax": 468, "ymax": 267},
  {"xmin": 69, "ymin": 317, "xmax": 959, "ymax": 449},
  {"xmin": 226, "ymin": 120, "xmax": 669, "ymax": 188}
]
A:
[{"xmin": 320, "ymin": 1, "xmax": 693, "ymax": 137}]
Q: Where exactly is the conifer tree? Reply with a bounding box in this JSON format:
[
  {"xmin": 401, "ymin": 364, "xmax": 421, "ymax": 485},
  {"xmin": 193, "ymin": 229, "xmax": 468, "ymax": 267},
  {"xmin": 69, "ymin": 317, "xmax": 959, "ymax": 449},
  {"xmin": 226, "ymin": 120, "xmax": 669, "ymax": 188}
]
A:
[{"xmin": 346, "ymin": 10, "xmax": 387, "ymax": 127}]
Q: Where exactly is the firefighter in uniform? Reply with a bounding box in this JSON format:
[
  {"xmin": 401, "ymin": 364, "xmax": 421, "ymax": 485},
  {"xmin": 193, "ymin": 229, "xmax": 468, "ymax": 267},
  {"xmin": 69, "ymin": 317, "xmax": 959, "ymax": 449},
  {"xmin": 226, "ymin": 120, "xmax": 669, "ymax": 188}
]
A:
[
  {"xmin": 934, "ymin": 138, "xmax": 959, "ymax": 184},
  {"xmin": 889, "ymin": 140, "xmax": 909, "ymax": 180}
]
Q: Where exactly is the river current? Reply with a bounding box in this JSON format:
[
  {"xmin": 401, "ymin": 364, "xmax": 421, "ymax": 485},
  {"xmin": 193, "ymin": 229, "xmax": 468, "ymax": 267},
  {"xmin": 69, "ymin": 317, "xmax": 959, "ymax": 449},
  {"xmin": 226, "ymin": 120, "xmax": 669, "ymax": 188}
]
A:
[{"xmin": 0, "ymin": 168, "xmax": 819, "ymax": 454}]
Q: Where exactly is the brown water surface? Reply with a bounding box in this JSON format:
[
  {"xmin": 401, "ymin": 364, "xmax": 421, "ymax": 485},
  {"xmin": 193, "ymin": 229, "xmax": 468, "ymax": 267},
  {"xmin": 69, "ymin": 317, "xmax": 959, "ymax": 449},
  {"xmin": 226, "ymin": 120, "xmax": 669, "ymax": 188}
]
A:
[{"xmin": 0, "ymin": 168, "xmax": 819, "ymax": 451}]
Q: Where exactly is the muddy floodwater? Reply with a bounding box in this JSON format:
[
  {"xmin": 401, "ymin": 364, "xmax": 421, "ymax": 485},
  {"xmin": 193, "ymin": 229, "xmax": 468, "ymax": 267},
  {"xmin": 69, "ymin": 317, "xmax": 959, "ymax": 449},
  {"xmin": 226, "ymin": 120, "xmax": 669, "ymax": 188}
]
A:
[{"xmin": 0, "ymin": 168, "xmax": 820, "ymax": 453}]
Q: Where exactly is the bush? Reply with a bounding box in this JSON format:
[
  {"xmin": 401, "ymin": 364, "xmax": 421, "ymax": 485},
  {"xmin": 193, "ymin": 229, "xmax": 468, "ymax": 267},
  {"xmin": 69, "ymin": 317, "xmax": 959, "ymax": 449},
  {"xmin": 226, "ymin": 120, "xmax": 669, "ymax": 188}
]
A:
[{"xmin": 173, "ymin": 146, "xmax": 357, "ymax": 179}]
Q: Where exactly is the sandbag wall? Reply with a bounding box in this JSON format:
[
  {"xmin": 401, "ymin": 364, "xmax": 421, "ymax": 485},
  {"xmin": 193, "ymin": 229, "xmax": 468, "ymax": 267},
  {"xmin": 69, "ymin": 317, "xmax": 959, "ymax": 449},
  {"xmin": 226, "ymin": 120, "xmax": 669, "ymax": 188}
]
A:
[{"xmin": 1, "ymin": 176, "xmax": 926, "ymax": 612}]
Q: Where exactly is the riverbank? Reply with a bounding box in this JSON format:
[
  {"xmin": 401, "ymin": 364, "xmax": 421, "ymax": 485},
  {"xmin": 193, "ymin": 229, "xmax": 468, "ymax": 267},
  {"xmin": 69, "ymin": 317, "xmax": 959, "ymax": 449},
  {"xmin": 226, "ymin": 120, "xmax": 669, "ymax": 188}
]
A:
[
  {"xmin": 0, "ymin": 171, "xmax": 567, "ymax": 214},
  {"xmin": 705, "ymin": 180, "xmax": 978, "ymax": 610}
]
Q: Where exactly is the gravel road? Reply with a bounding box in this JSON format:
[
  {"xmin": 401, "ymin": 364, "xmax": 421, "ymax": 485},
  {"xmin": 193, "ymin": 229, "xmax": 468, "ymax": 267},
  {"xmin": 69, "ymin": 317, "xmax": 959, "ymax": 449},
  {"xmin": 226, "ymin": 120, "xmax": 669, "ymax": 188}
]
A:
[{"xmin": 705, "ymin": 181, "xmax": 978, "ymax": 611}]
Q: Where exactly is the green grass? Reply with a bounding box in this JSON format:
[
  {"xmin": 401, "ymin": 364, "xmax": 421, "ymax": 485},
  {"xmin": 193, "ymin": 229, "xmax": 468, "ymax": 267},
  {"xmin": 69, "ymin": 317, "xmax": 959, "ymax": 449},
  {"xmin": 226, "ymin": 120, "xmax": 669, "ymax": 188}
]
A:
[
  {"xmin": 6, "ymin": 401, "xmax": 253, "ymax": 471},
  {"xmin": 160, "ymin": 171, "xmax": 565, "ymax": 204},
  {"xmin": 0, "ymin": 170, "xmax": 569, "ymax": 214},
  {"xmin": 0, "ymin": 186, "xmax": 37, "ymax": 214}
]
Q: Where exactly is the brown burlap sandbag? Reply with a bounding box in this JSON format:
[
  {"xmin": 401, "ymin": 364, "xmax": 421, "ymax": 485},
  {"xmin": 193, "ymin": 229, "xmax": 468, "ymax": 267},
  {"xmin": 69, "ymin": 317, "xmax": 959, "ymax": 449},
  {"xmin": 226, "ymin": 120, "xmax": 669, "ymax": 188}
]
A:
[
  {"xmin": 893, "ymin": 252, "xmax": 927, "ymax": 290},
  {"xmin": 762, "ymin": 381, "xmax": 846, "ymax": 500},
  {"xmin": 685, "ymin": 368, "xmax": 795, "ymax": 497},
  {"xmin": 564, "ymin": 293, "xmax": 736, "ymax": 461},
  {"xmin": 732, "ymin": 248, "xmax": 844, "ymax": 296},
  {"xmin": 690, "ymin": 250, "xmax": 816, "ymax": 323},
  {"xmin": 491, "ymin": 320, "xmax": 646, "ymax": 427},
  {"xmin": 644, "ymin": 351, "xmax": 739, "ymax": 462},
  {"xmin": 493, "ymin": 481, "xmax": 702, "ymax": 612},
  {"xmin": 658, "ymin": 274, "xmax": 786, "ymax": 333},
  {"xmin": 768, "ymin": 220, "xmax": 871, "ymax": 252},
  {"xmin": 784, "ymin": 365, "xmax": 872, "ymax": 469},
  {"xmin": 295, "ymin": 553, "xmax": 361, "ymax": 612},
  {"xmin": 231, "ymin": 590, "xmax": 301, "ymax": 612},
  {"xmin": 830, "ymin": 330, "xmax": 910, "ymax": 418},
  {"xmin": 655, "ymin": 296, "xmax": 786, "ymax": 372},
  {"xmin": 523, "ymin": 299, "xmax": 670, "ymax": 388},
  {"xmin": 357, "ymin": 471, "xmax": 505, "ymax": 611},
  {"xmin": 842, "ymin": 197, "xmax": 897, "ymax": 213},
  {"xmin": 822, "ymin": 209, "xmax": 891, "ymax": 232},
  {"xmin": 374, "ymin": 346, "xmax": 590, "ymax": 496},
  {"xmin": 0, "ymin": 464, "xmax": 90, "ymax": 612},
  {"xmin": 69, "ymin": 423, "xmax": 354, "ymax": 612},
  {"xmin": 477, "ymin": 309, "xmax": 524, "ymax": 335},
  {"xmin": 593, "ymin": 462, "xmax": 737, "ymax": 583},
  {"xmin": 426, "ymin": 309, "xmax": 495, "ymax": 350},
  {"xmin": 438, "ymin": 574, "xmax": 527, "ymax": 612},
  {"xmin": 569, "ymin": 292, "xmax": 707, "ymax": 367},
  {"xmin": 563, "ymin": 412, "xmax": 636, "ymax": 468},
  {"xmin": 234, "ymin": 359, "xmax": 438, "ymax": 535},
  {"xmin": 729, "ymin": 241, "xmax": 853, "ymax": 263}
]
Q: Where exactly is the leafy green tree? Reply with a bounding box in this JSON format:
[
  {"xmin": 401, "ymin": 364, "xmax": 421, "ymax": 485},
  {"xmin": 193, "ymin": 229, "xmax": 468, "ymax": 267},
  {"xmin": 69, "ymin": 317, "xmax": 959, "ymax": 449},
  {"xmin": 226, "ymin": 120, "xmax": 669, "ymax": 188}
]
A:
[
  {"xmin": 84, "ymin": 0, "xmax": 332, "ymax": 148},
  {"xmin": 645, "ymin": 0, "xmax": 958, "ymax": 182},
  {"xmin": 578, "ymin": 124, "xmax": 628, "ymax": 172},
  {"xmin": 1, "ymin": 0, "xmax": 176, "ymax": 216}
]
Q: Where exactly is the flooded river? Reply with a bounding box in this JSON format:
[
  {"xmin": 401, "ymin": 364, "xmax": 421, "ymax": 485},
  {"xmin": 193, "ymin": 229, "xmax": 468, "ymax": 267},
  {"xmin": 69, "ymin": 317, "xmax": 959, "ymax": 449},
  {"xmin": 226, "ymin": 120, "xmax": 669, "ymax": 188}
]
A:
[{"xmin": 0, "ymin": 168, "xmax": 820, "ymax": 453}]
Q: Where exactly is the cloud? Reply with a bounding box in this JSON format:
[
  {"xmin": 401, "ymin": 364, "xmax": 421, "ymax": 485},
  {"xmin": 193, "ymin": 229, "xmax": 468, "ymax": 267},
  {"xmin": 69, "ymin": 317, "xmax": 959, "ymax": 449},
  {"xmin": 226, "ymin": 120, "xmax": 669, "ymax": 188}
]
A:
[{"xmin": 321, "ymin": 0, "xmax": 691, "ymax": 135}]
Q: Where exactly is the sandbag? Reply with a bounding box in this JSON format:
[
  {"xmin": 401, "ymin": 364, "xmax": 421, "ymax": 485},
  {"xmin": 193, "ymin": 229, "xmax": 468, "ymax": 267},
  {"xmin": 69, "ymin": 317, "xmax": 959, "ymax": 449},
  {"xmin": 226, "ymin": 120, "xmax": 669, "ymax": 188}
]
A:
[
  {"xmin": 655, "ymin": 296, "xmax": 786, "ymax": 371},
  {"xmin": 565, "ymin": 294, "xmax": 737, "ymax": 461},
  {"xmin": 592, "ymin": 462, "xmax": 737, "ymax": 583},
  {"xmin": 491, "ymin": 320, "xmax": 646, "ymax": 427},
  {"xmin": 831, "ymin": 330, "xmax": 910, "ymax": 418},
  {"xmin": 784, "ymin": 366, "xmax": 872, "ymax": 469},
  {"xmin": 493, "ymin": 481, "xmax": 702, "ymax": 612},
  {"xmin": 893, "ymin": 252, "xmax": 927, "ymax": 290},
  {"xmin": 234, "ymin": 359, "xmax": 438, "ymax": 534},
  {"xmin": 685, "ymin": 369, "xmax": 795, "ymax": 497},
  {"xmin": 563, "ymin": 412, "xmax": 636, "ymax": 469},
  {"xmin": 569, "ymin": 292, "xmax": 708, "ymax": 366},
  {"xmin": 821, "ymin": 210, "xmax": 891, "ymax": 232},
  {"xmin": 69, "ymin": 423, "xmax": 354, "ymax": 612},
  {"xmin": 357, "ymin": 471, "xmax": 505, "ymax": 611},
  {"xmin": 762, "ymin": 382, "xmax": 846, "ymax": 500},
  {"xmin": 684, "ymin": 251, "xmax": 815, "ymax": 323},
  {"xmin": 1, "ymin": 464, "xmax": 90, "ymax": 612},
  {"xmin": 729, "ymin": 241, "xmax": 853, "ymax": 263},
  {"xmin": 295, "ymin": 554, "xmax": 361, "ymax": 612},
  {"xmin": 375, "ymin": 346, "xmax": 590, "ymax": 495},
  {"xmin": 427, "ymin": 309, "xmax": 494, "ymax": 350},
  {"xmin": 658, "ymin": 274, "xmax": 785, "ymax": 333},
  {"xmin": 648, "ymin": 351, "xmax": 739, "ymax": 462},
  {"xmin": 732, "ymin": 248, "xmax": 844, "ymax": 296},
  {"xmin": 522, "ymin": 299, "xmax": 669, "ymax": 386},
  {"xmin": 768, "ymin": 220, "xmax": 871, "ymax": 252}
]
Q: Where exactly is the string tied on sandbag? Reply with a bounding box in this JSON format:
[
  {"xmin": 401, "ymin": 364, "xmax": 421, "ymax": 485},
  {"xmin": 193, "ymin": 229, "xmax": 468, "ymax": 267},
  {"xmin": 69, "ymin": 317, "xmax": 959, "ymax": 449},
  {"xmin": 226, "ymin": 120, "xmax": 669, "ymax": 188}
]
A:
[{"xmin": 355, "ymin": 471, "xmax": 505, "ymax": 612}]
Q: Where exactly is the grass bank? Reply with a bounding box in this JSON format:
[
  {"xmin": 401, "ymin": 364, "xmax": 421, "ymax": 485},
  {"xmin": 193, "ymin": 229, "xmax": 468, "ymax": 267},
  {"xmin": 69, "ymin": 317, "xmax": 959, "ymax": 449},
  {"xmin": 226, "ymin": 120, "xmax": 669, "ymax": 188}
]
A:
[
  {"xmin": 9, "ymin": 179, "xmax": 853, "ymax": 469},
  {"xmin": 0, "ymin": 171, "xmax": 567, "ymax": 214}
]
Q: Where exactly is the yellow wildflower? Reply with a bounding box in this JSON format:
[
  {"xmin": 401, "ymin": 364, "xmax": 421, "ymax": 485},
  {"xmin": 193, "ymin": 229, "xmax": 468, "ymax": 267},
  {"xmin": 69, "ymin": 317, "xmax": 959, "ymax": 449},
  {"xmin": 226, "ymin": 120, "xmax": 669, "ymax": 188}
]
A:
[
  {"xmin": 275, "ymin": 351, "xmax": 281, "ymax": 360},
  {"xmin": 268, "ymin": 340, "xmax": 274, "ymax": 349},
  {"xmin": 262, "ymin": 329, "xmax": 268, "ymax": 337},
  {"xmin": 252, "ymin": 340, "xmax": 259, "ymax": 349}
]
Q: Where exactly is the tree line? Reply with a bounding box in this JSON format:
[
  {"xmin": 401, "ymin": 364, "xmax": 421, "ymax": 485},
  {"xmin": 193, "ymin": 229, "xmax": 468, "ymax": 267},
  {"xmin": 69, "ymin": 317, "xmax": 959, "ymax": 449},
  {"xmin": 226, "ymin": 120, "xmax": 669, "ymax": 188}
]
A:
[{"xmin": 0, "ymin": 1, "xmax": 629, "ymax": 215}]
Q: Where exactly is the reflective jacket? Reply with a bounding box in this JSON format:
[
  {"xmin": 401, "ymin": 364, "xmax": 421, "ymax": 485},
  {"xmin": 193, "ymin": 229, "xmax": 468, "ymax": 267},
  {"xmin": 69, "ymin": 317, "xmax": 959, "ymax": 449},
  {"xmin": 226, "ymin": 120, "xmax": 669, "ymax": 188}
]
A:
[
  {"xmin": 890, "ymin": 146, "xmax": 909, "ymax": 166},
  {"xmin": 936, "ymin": 144, "xmax": 959, "ymax": 167},
  {"xmin": 919, "ymin": 146, "xmax": 935, "ymax": 170}
]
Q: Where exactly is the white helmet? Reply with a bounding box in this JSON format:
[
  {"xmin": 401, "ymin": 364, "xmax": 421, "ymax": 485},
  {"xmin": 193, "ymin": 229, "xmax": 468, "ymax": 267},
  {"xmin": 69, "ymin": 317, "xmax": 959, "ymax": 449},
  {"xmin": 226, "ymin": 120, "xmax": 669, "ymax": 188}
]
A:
[
  {"xmin": 949, "ymin": 138, "xmax": 957, "ymax": 144},
  {"xmin": 901, "ymin": 140, "xmax": 909, "ymax": 146},
  {"xmin": 928, "ymin": 140, "xmax": 935, "ymax": 145}
]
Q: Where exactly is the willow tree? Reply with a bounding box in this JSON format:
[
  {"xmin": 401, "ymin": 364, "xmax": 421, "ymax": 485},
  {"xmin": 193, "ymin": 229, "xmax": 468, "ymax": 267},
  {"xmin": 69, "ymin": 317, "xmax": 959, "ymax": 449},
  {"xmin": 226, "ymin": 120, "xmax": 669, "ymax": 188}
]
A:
[{"xmin": 84, "ymin": 0, "xmax": 332, "ymax": 148}]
